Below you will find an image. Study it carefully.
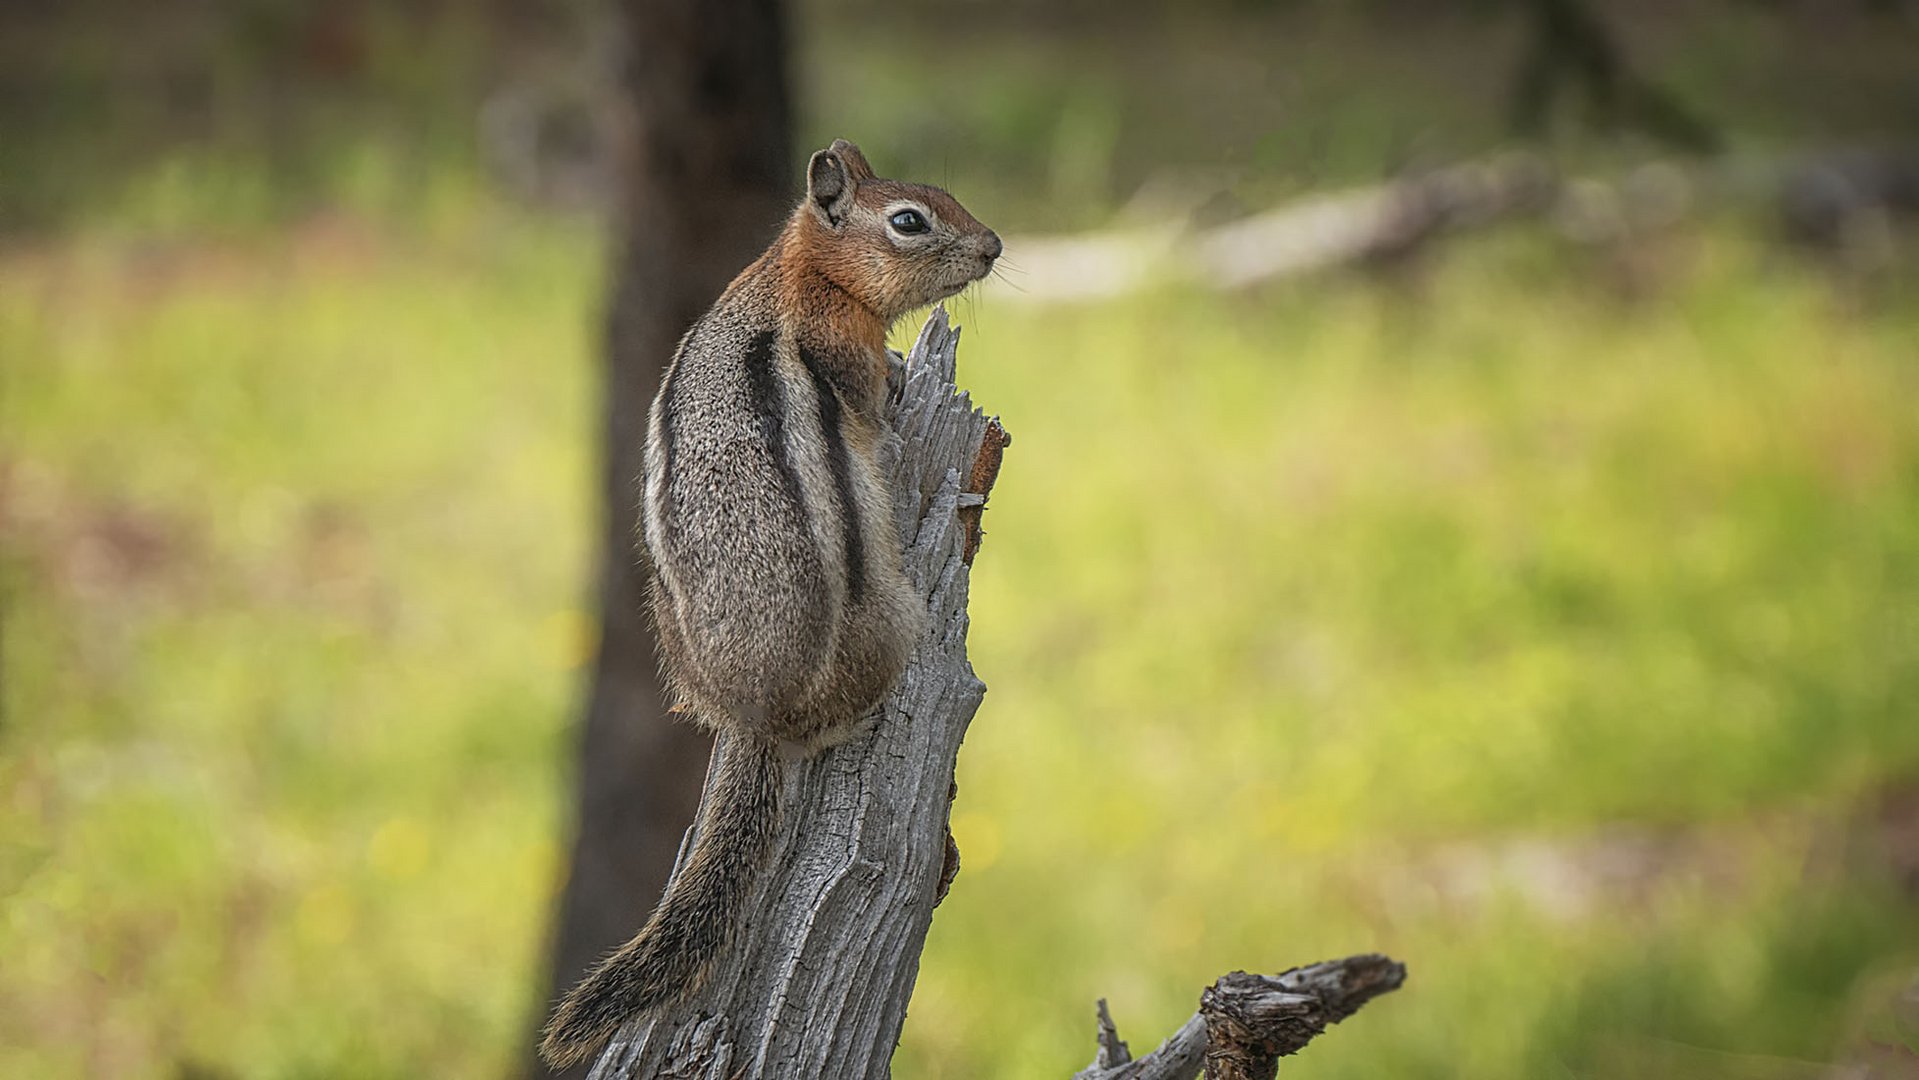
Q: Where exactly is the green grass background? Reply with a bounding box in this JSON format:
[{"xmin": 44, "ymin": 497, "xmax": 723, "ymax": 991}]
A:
[{"xmin": 4, "ymin": 3, "xmax": 1919, "ymax": 1077}]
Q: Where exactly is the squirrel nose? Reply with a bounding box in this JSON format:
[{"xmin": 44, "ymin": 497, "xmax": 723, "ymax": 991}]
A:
[{"xmin": 980, "ymin": 231, "xmax": 1003, "ymax": 262}]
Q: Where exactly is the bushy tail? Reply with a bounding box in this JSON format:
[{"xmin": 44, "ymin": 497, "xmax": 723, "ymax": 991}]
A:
[{"xmin": 540, "ymin": 734, "xmax": 784, "ymax": 1068}]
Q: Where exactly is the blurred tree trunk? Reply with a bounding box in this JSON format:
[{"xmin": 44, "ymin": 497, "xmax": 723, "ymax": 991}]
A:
[
  {"xmin": 525, "ymin": 1, "xmax": 792, "ymax": 1077},
  {"xmin": 1508, "ymin": 0, "xmax": 1717, "ymax": 153}
]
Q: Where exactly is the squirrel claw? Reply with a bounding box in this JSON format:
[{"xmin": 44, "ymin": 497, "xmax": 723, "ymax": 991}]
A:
[{"xmin": 886, "ymin": 348, "xmax": 909, "ymax": 398}]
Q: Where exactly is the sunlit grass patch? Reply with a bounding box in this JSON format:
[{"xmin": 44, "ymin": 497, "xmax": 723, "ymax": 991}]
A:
[{"xmin": 1, "ymin": 208, "xmax": 599, "ymax": 1077}]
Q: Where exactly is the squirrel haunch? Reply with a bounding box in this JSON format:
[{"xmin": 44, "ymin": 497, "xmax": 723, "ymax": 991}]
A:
[{"xmin": 540, "ymin": 139, "xmax": 1000, "ymax": 1069}]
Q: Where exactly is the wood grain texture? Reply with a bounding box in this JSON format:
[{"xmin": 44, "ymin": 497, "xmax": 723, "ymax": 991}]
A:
[
  {"xmin": 1073, "ymin": 956, "xmax": 1407, "ymax": 1080},
  {"xmin": 587, "ymin": 306, "xmax": 1002, "ymax": 1080}
]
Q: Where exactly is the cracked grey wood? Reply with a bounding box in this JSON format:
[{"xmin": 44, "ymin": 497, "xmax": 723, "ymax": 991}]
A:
[{"xmin": 587, "ymin": 306, "xmax": 998, "ymax": 1080}]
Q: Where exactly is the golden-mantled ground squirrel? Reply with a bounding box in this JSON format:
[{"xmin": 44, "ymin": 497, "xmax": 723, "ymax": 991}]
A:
[{"xmin": 541, "ymin": 139, "xmax": 1001, "ymax": 1068}]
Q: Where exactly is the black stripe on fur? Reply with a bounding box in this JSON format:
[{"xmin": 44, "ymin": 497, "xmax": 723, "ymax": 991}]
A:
[{"xmin": 797, "ymin": 343, "xmax": 867, "ymax": 604}]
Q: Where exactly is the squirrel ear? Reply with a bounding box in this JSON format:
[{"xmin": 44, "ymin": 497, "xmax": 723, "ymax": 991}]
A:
[
  {"xmin": 828, "ymin": 139, "xmax": 875, "ymax": 182},
  {"xmin": 807, "ymin": 140, "xmax": 867, "ymax": 227}
]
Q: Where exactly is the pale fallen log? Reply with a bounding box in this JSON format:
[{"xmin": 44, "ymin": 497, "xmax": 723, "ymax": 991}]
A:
[
  {"xmin": 994, "ymin": 155, "xmax": 1557, "ymax": 302},
  {"xmin": 989, "ymin": 145, "xmax": 1919, "ymax": 302}
]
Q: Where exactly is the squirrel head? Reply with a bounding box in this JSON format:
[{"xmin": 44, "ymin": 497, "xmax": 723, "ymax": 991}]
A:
[{"xmin": 796, "ymin": 139, "xmax": 1002, "ymax": 324}]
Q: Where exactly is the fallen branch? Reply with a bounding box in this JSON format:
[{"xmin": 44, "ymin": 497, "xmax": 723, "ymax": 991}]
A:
[{"xmin": 1074, "ymin": 956, "xmax": 1408, "ymax": 1080}]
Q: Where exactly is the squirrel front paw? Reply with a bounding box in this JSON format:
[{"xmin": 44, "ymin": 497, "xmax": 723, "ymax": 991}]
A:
[{"xmin": 886, "ymin": 348, "xmax": 908, "ymax": 399}]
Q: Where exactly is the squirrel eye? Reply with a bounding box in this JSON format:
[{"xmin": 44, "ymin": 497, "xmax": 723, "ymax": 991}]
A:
[{"xmin": 888, "ymin": 209, "xmax": 929, "ymax": 235}]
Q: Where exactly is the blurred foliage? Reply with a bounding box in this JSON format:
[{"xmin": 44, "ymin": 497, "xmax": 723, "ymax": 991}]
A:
[
  {"xmin": 4, "ymin": 1, "xmax": 1919, "ymax": 1078},
  {"xmin": 1, "ymin": 209, "xmax": 600, "ymax": 1076},
  {"xmin": 8, "ymin": 0, "xmax": 1919, "ymax": 234},
  {"xmin": 917, "ymin": 238, "xmax": 1919, "ymax": 1076}
]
